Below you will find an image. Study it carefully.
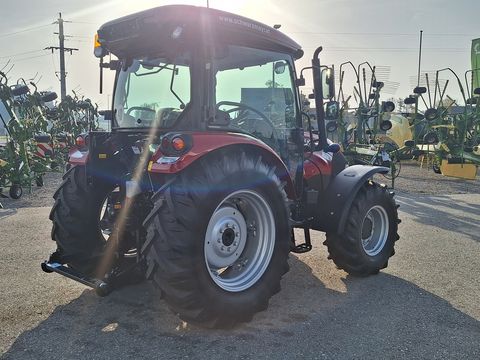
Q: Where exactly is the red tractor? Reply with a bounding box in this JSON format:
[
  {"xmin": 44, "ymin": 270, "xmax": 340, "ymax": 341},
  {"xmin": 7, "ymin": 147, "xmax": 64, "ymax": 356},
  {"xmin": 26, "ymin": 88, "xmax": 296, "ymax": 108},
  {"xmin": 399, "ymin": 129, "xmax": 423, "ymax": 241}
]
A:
[{"xmin": 43, "ymin": 5, "xmax": 400, "ymax": 328}]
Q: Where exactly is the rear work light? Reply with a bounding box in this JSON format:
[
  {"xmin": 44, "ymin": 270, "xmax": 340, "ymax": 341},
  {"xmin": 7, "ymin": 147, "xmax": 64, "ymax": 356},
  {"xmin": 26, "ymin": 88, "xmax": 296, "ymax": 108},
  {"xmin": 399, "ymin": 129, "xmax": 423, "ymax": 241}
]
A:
[{"xmin": 94, "ymin": 33, "xmax": 107, "ymax": 58}]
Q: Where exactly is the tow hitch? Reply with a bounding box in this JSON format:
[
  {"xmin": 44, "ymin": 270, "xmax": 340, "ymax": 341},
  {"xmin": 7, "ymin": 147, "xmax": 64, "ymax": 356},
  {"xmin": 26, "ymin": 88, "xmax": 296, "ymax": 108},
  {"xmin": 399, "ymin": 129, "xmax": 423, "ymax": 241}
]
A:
[
  {"xmin": 41, "ymin": 261, "xmax": 111, "ymax": 296},
  {"xmin": 41, "ymin": 252, "xmax": 145, "ymax": 296}
]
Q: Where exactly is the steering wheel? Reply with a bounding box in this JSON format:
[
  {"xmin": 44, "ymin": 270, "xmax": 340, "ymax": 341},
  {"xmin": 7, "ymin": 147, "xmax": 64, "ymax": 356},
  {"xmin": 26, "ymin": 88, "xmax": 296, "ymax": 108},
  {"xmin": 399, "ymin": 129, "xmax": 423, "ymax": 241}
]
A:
[
  {"xmin": 216, "ymin": 101, "xmax": 278, "ymax": 137},
  {"xmin": 126, "ymin": 106, "xmax": 156, "ymax": 126},
  {"xmin": 126, "ymin": 106, "xmax": 156, "ymax": 116}
]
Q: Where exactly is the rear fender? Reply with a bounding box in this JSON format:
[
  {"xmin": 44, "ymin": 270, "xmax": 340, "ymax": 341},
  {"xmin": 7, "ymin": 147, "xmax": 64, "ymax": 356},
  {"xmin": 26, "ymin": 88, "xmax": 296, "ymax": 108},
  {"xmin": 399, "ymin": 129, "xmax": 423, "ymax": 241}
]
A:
[
  {"xmin": 149, "ymin": 132, "xmax": 296, "ymax": 199},
  {"xmin": 313, "ymin": 165, "xmax": 389, "ymax": 233}
]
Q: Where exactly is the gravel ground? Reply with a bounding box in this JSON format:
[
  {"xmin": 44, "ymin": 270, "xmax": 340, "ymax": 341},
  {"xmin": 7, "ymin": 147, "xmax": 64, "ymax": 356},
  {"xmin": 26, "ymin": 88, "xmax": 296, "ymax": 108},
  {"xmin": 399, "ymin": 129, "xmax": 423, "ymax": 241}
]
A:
[
  {"xmin": 1, "ymin": 172, "xmax": 61, "ymax": 210},
  {"xmin": 379, "ymin": 160, "xmax": 480, "ymax": 195},
  {"xmin": 0, "ymin": 160, "xmax": 479, "ymax": 359}
]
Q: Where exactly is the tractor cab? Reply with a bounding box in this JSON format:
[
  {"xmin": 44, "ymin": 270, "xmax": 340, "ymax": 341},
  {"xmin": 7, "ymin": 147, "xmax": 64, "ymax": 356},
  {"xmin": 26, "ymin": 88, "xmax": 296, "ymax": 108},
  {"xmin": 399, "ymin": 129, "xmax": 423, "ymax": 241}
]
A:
[{"xmin": 94, "ymin": 5, "xmax": 310, "ymax": 187}]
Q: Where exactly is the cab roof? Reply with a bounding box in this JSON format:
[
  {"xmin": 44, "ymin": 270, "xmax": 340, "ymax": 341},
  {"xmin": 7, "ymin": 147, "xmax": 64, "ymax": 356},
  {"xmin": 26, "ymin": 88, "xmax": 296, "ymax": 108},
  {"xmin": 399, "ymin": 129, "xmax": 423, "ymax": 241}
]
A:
[{"xmin": 97, "ymin": 5, "xmax": 303, "ymax": 60}]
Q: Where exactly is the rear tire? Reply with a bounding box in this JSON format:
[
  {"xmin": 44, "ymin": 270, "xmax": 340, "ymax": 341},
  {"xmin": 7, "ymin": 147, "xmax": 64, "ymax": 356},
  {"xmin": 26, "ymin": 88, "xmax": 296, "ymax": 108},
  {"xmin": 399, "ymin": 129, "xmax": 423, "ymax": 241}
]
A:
[
  {"xmin": 142, "ymin": 151, "xmax": 290, "ymax": 328},
  {"xmin": 49, "ymin": 166, "xmax": 113, "ymax": 274},
  {"xmin": 325, "ymin": 182, "xmax": 399, "ymax": 276}
]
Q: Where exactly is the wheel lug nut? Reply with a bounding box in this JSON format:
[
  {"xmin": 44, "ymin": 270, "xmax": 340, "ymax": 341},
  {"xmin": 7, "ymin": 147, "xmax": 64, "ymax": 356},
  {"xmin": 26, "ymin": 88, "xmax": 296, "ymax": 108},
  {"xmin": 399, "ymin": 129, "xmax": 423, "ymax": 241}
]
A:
[
  {"xmin": 221, "ymin": 246, "xmax": 225, "ymax": 251},
  {"xmin": 235, "ymin": 232, "xmax": 239, "ymax": 237},
  {"xmin": 217, "ymin": 239, "xmax": 221, "ymax": 243},
  {"xmin": 233, "ymin": 242, "xmax": 237, "ymax": 246}
]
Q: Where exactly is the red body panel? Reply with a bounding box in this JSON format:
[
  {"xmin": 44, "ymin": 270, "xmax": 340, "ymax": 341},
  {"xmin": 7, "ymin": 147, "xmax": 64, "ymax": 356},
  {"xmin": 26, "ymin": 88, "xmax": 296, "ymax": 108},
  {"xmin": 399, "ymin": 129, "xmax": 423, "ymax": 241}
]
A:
[
  {"xmin": 149, "ymin": 131, "xmax": 296, "ymax": 198},
  {"xmin": 150, "ymin": 132, "xmax": 283, "ymax": 173},
  {"xmin": 303, "ymin": 151, "xmax": 333, "ymax": 180}
]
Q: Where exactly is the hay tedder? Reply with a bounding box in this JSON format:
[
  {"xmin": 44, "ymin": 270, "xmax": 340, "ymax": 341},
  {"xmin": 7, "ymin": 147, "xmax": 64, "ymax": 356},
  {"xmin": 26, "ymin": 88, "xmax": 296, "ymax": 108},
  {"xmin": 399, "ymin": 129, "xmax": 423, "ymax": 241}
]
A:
[
  {"xmin": 307, "ymin": 61, "xmax": 403, "ymax": 187},
  {"xmin": 0, "ymin": 66, "xmax": 103, "ymax": 200},
  {"xmin": 42, "ymin": 5, "xmax": 400, "ymax": 328},
  {"xmin": 403, "ymin": 69, "xmax": 480, "ymax": 179}
]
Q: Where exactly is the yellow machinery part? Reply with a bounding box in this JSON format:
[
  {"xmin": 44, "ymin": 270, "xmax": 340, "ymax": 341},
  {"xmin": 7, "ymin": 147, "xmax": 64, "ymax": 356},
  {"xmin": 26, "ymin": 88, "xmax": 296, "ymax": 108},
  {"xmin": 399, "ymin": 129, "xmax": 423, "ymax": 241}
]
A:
[
  {"xmin": 440, "ymin": 160, "xmax": 477, "ymax": 180},
  {"xmin": 382, "ymin": 114, "xmax": 412, "ymax": 147}
]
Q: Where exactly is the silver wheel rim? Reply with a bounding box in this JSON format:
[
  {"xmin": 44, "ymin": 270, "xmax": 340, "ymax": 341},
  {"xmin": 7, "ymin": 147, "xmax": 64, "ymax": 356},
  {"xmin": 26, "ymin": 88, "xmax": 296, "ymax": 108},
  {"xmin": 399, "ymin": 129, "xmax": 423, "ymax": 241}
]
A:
[
  {"xmin": 204, "ymin": 189, "xmax": 275, "ymax": 292},
  {"xmin": 361, "ymin": 205, "xmax": 389, "ymax": 256}
]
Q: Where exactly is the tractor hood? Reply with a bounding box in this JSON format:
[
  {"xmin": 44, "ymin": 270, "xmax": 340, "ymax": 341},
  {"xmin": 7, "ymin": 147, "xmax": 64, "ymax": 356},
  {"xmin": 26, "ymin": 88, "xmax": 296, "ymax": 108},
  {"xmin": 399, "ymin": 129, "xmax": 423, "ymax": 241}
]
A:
[{"xmin": 96, "ymin": 5, "xmax": 303, "ymax": 60}]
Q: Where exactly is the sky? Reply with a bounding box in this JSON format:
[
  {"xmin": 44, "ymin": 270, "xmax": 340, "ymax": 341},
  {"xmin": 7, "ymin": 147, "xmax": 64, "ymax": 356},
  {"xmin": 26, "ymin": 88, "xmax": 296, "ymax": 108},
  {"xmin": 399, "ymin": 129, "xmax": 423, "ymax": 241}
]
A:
[{"xmin": 1, "ymin": 0, "xmax": 479, "ymax": 108}]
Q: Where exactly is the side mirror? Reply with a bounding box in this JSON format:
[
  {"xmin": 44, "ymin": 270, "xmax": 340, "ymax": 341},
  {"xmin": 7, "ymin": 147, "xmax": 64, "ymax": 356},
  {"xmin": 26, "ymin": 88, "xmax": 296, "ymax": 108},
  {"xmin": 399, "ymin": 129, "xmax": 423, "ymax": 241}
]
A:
[
  {"xmin": 368, "ymin": 93, "xmax": 376, "ymax": 100},
  {"xmin": 274, "ymin": 61, "xmax": 286, "ymax": 74},
  {"xmin": 321, "ymin": 67, "xmax": 335, "ymax": 100},
  {"xmin": 474, "ymin": 87, "xmax": 480, "ymax": 95},
  {"xmin": 308, "ymin": 93, "xmax": 315, "ymax": 99},
  {"xmin": 404, "ymin": 97, "xmax": 417, "ymax": 105},
  {"xmin": 382, "ymin": 101, "xmax": 395, "ymax": 112},
  {"xmin": 372, "ymin": 81, "xmax": 384, "ymax": 88},
  {"xmin": 325, "ymin": 101, "xmax": 340, "ymax": 120},
  {"xmin": 414, "ymin": 86, "xmax": 427, "ymax": 94},
  {"xmin": 295, "ymin": 77, "xmax": 306, "ymax": 87}
]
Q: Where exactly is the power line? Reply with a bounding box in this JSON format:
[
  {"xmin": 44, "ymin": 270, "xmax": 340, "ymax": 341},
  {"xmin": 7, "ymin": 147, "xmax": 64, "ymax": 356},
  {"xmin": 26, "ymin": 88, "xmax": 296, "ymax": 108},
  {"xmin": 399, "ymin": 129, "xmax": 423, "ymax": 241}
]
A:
[
  {"xmin": 69, "ymin": 20, "xmax": 97, "ymax": 25},
  {"xmin": 0, "ymin": 49, "xmax": 45, "ymax": 59},
  {"xmin": 11, "ymin": 54, "xmax": 50, "ymax": 62},
  {"xmin": 0, "ymin": 24, "xmax": 52, "ymax": 39}
]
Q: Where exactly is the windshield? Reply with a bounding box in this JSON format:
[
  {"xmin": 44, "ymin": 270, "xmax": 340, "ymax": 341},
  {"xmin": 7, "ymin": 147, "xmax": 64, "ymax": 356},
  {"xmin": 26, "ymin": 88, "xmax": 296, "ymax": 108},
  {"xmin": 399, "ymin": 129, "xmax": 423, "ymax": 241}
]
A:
[
  {"xmin": 212, "ymin": 46, "xmax": 299, "ymax": 159},
  {"xmin": 113, "ymin": 56, "xmax": 191, "ymax": 128}
]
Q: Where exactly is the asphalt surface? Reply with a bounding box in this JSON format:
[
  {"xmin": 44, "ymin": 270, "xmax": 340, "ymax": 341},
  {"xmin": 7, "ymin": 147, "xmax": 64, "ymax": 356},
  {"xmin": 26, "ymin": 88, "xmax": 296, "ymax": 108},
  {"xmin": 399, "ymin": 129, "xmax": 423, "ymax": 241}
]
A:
[{"xmin": 0, "ymin": 192, "xmax": 479, "ymax": 359}]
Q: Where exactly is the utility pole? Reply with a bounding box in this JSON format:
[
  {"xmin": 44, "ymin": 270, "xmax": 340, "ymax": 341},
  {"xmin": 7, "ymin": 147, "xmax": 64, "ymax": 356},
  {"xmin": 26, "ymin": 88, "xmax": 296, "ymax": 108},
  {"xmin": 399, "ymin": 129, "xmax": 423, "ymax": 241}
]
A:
[{"xmin": 45, "ymin": 13, "xmax": 78, "ymax": 101}]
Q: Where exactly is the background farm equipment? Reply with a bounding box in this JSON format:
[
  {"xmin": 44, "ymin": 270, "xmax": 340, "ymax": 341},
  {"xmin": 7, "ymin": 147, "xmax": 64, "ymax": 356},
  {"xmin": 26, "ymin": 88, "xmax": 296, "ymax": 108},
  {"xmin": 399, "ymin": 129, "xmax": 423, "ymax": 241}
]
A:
[
  {"xmin": 0, "ymin": 68, "xmax": 102, "ymax": 199},
  {"xmin": 402, "ymin": 69, "xmax": 480, "ymax": 179},
  {"xmin": 315, "ymin": 61, "xmax": 403, "ymax": 186}
]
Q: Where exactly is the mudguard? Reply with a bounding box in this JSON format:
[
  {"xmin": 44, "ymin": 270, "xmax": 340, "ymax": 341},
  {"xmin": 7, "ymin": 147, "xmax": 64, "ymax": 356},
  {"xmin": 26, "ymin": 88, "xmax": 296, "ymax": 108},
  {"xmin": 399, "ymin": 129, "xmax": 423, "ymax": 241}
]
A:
[
  {"xmin": 312, "ymin": 165, "xmax": 389, "ymax": 233},
  {"xmin": 149, "ymin": 132, "xmax": 297, "ymax": 199}
]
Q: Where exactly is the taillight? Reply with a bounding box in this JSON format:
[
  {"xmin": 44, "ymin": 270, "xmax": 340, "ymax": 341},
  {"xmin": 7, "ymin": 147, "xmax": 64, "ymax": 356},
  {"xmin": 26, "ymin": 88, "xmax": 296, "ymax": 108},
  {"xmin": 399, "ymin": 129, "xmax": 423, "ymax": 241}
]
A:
[
  {"xmin": 171, "ymin": 136, "xmax": 186, "ymax": 151},
  {"xmin": 159, "ymin": 133, "xmax": 192, "ymax": 156},
  {"xmin": 75, "ymin": 136, "xmax": 85, "ymax": 147},
  {"xmin": 75, "ymin": 135, "xmax": 88, "ymax": 149}
]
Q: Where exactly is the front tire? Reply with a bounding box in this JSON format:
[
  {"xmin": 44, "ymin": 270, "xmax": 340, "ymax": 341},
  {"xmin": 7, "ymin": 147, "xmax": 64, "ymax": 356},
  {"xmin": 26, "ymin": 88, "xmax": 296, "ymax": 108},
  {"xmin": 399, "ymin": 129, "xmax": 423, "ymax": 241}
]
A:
[
  {"xmin": 325, "ymin": 182, "xmax": 399, "ymax": 276},
  {"xmin": 142, "ymin": 151, "xmax": 290, "ymax": 328}
]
